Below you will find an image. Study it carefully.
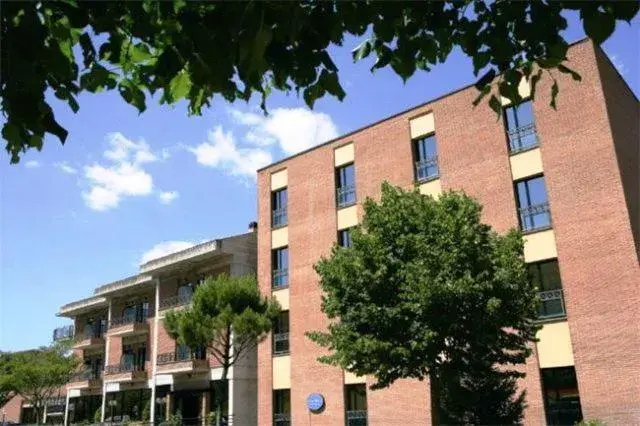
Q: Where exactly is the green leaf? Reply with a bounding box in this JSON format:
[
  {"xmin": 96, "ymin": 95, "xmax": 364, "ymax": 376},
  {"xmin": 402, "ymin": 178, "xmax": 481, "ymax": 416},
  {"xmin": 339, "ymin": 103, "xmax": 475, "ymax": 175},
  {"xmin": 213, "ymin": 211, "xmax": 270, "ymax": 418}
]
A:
[
  {"xmin": 118, "ymin": 82, "xmax": 147, "ymax": 113},
  {"xmin": 79, "ymin": 32, "xmax": 96, "ymax": 69},
  {"xmin": 2, "ymin": 123, "xmax": 21, "ymax": 146},
  {"xmin": 319, "ymin": 70, "xmax": 345, "ymax": 101},
  {"xmin": 352, "ymin": 40, "xmax": 372, "ymax": 62},
  {"xmin": 557, "ymin": 64, "xmax": 581, "ymax": 82},
  {"xmin": 169, "ymin": 69, "xmax": 192, "ymax": 101},
  {"xmin": 549, "ymin": 80, "xmax": 559, "ymax": 110},
  {"xmin": 130, "ymin": 43, "xmax": 154, "ymax": 63},
  {"xmin": 583, "ymin": 10, "xmax": 615, "ymax": 45},
  {"xmin": 472, "ymin": 85, "xmax": 491, "ymax": 107},
  {"xmin": 474, "ymin": 69, "xmax": 496, "ymax": 90},
  {"xmin": 610, "ymin": 1, "xmax": 640, "ymax": 22},
  {"xmin": 488, "ymin": 94, "xmax": 502, "ymax": 116}
]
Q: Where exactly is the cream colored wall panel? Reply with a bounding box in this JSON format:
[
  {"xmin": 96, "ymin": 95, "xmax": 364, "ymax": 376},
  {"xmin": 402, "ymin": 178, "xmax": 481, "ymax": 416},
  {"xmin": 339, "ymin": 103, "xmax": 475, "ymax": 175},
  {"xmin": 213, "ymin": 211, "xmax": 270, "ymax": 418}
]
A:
[
  {"xmin": 418, "ymin": 179, "xmax": 442, "ymax": 198},
  {"xmin": 271, "ymin": 227, "xmax": 288, "ymax": 249},
  {"xmin": 337, "ymin": 205, "xmax": 358, "ymax": 230},
  {"xmin": 510, "ymin": 148, "xmax": 543, "ymax": 181},
  {"xmin": 537, "ymin": 321, "xmax": 575, "ymax": 368},
  {"xmin": 524, "ymin": 230, "xmax": 557, "ymax": 263},
  {"xmin": 272, "ymin": 289, "xmax": 289, "ymax": 311},
  {"xmin": 501, "ymin": 79, "xmax": 532, "ymax": 106},
  {"xmin": 344, "ymin": 371, "xmax": 366, "ymax": 385},
  {"xmin": 334, "ymin": 143, "xmax": 355, "ymax": 167},
  {"xmin": 409, "ymin": 113, "xmax": 435, "ymax": 139},
  {"xmin": 272, "ymin": 355, "xmax": 291, "ymax": 389},
  {"xmin": 270, "ymin": 169, "xmax": 288, "ymax": 191}
]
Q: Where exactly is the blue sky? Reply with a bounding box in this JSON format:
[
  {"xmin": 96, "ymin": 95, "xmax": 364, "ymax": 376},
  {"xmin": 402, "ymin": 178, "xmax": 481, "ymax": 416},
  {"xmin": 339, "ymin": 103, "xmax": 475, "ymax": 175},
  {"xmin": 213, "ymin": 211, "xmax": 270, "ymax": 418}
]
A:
[{"xmin": 1, "ymin": 13, "xmax": 638, "ymax": 351}]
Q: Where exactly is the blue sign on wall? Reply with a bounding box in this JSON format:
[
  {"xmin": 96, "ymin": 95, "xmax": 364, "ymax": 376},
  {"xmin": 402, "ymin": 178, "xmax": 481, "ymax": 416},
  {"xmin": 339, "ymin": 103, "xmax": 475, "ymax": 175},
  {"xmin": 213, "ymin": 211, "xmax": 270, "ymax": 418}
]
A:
[{"xmin": 306, "ymin": 393, "xmax": 325, "ymax": 412}]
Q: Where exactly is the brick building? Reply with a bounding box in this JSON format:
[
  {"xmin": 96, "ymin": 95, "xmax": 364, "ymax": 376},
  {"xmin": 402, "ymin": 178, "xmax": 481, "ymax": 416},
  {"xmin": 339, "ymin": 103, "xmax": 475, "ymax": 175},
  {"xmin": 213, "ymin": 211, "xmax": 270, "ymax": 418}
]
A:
[
  {"xmin": 51, "ymin": 230, "xmax": 257, "ymax": 425},
  {"xmin": 256, "ymin": 40, "xmax": 639, "ymax": 426}
]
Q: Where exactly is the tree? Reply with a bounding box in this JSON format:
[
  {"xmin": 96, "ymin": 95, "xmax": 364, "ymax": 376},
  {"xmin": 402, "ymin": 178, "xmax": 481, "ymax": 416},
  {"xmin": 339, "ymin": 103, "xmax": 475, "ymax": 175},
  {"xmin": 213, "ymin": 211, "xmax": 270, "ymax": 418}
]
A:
[
  {"xmin": 0, "ymin": 344, "xmax": 77, "ymax": 425},
  {"xmin": 163, "ymin": 274, "xmax": 280, "ymax": 426},
  {"xmin": 1, "ymin": 1, "xmax": 637, "ymax": 163},
  {"xmin": 307, "ymin": 183, "xmax": 540, "ymax": 424},
  {"xmin": 0, "ymin": 352, "xmax": 14, "ymax": 408}
]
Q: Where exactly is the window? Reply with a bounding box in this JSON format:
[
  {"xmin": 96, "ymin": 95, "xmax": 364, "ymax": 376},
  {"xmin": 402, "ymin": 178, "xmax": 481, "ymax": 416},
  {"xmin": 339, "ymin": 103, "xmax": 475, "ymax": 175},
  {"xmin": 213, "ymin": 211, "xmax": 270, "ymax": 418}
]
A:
[
  {"xmin": 273, "ymin": 389, "xmax": 291, "ymax": 426},
  {"xmin": 273, "ymin": 311, "xmax": 290, "ymax": 355},
  {"xmin": 504, "ymin": 100, "xmax": 538, "ymax": 153},
  {"xmin": 121, "ymin": 301, "xmax": 149, "ymax": 323},
  {"xmin": 413, "ymin": 134, "xmax": 439, "ymax": 182},
  {"xmin": 345, "ymin": 384, "xmax": 368, "ymax": 426},
  {"xmin": 272, "ymin": 247, "xmax": 289, "ymax": 289},
  {"xmin": 338, "ymin": 229, "xmax": 353, "ymax": 248},
  {"xmin": 541, "ymin": 367, "xmax": 583, "ymax": 426},
  {"xmin": 515, "ymin": 176, "xmax": 551, "ymax": 232},
  {"xmin": 529, "ymin": 260, "xmax": 566, "ymax": 319},
  {"xmin": 177, "ymin": 283, "xmax": 194, "ymax": 305},
  {"xmin": 336, "ymin": 163, "xmax": 356, "ymax": 208},
  {"xmin": 272, "ymin": 188, "xmax": 288, "ymax": 228}
]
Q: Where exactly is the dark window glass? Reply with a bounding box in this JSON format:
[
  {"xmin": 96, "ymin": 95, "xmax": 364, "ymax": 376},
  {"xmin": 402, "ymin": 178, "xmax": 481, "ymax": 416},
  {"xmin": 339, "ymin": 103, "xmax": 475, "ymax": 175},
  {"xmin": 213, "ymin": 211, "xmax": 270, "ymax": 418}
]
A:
[
  {"xmin": 338, "ymin": 229, "xmax": 352, "ymax": 248},
  {"xmin": 177, "ymin": 283, "xmax": 194, "ymax": 304},
  {"xmin": 504, "ymin": 100, "xmax": 538, "ymax": 152},
  {"xmin": 541, "ymin": 367, "xmax": 583, "ymax": 426},
  {"xmin": 272, "ymin": 248, "xmax": 289, "ymax": 289},
  {"xmin": 273, "ymin": 311, "xmax": 290, "ymax": 355},
  {"xmin": 529, "ymin": 260, "xmax": 566, "ymax": 319},
  {"xmin": 273, "ymin": 389, "xmax": 291, "ymax": 426},
  {"xmin": 345, "ymin": 384, "xmax": 368, "ymax": 426},
  {"xmin": 272, "ymin": 188, "xmax": 288, "ymax": 227},
  {"xmin": 336, "ymin": 164, "xmax": 356, "ymax": 207},
  {"xmin": 515, "ymin": 176, "xmax": 551, "ymax": 232},
  {"xmin": 176, "ymin": 344, "xmax": 190, "ymax": 361},
  {"xmin": 414, "ymin": 134, "xmax": 439, "ymax": 181}
]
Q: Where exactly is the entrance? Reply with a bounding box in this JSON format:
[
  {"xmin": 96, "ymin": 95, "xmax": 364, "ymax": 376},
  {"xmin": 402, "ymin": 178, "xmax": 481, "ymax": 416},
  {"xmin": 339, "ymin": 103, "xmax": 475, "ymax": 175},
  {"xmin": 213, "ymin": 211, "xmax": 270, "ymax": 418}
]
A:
[{"xmin": 173, "ymin": 391, "xmax": 202, "ymax": 425}]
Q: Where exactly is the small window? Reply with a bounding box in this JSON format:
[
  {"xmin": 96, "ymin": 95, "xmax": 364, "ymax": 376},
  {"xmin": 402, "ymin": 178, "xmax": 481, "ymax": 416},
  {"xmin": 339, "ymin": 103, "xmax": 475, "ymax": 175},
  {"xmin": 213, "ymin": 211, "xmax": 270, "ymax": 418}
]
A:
[
  {"xmin": 336, "ymin": 164, "xmax": 356, "ymax": 208},
  {"xmin": 541, "ymin": 367, "xmax": 583, "ymax": 426},
  {"xmin": 273, "ymin": 389, "xmax": 291, "ymax": 426},
  {"xmin": 413, "ymin": 134, "xmax": 439, "ymax": 182},
  {"xmin": 338, "ymin": 229, "xmax": 353, "ymax": 248},
  {"xmin": 504, "ymin": 100, "xmax": 538, "ymax": 153},
  {"xmin": 529, "ymin": 260, "xmax": 565, "ymax": 319},
  {"xmin": 272, "ymin": 248, "xmax": 289, "ymax": 289},
  {"xmin": 515, "ymin": 176, "xmax": 551, "ymax": 232},
  {"xmin": 273, "ymin": 311, "xmax": 290, "ymax": 355},
  {"xmin": 345, "ymin": 384, "xmax": 368, "ymax": 426},
  {"xmin": 177, "ymin": 283, "xmax": 194, "ymax": 305},
  {"xmin": 272, "ymin": 188, "xmax": 288, "ymax": 228},
  {"xmin": 176, "ymin": 344, "xmax": 190, "ymax": 361}
]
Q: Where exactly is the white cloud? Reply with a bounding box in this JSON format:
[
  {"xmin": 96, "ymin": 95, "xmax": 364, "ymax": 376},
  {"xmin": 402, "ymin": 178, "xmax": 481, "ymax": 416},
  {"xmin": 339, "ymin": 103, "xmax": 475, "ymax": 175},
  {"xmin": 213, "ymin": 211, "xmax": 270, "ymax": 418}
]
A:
[
  {"xmin": 139, "ymin": 241, "xmax": 196, "ymax": 265},
  {"xmin": 610, "ymin": 54, "xmax": 627, "ymax": 76},
  {"xmin": 54, "ymin": 162, "xmax": 77, "ymax": 174},
  {"xmin": 82, "ymin": 132, "xmax": 171, "ymax": 211},
  {"xmin": 158, "ymin": 191, "xmax": 179, "ymax": 204},
  {"xmin": 190, "ymin": 126, "xmax": 273, "ymax": 179},
  {"xmin": 230, "ymin": 107, "xmax": 339, "ymax": 155},
  {"xmin": 24, "ymin": 160, "xmax": 40, "ymax": 168}
]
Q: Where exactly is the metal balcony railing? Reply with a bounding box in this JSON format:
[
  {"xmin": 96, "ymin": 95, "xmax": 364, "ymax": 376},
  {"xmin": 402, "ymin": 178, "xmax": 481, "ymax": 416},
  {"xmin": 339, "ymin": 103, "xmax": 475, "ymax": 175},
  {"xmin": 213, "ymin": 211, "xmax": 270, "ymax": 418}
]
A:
[
  {"xmin": 538, "ymin": 289, "xmax": 566, "ymax": 319},
  {"xmin": 346, "ymin": 410, "xmax": 368, "ymax": 426},
  {"xmin": 273, "ymin": 413, "xmax": 291, "ymax": 426},
  {"xmin": 272, "ymin": 207, "xmax": 288, "ymax": 228},
  {"xmin": 337, "ymin": 184, "xmax": 356, "ymax": 208},
  {"xmin": 108, "ymin": 314, "xmax": 147, "ymax": 329},
  {"xmin": 273, "ymin": 332, "xmax": 290, "ymax": 355},
  {"xmin": 415, "ymin": 155, "xmax": 439, "ymax": 182},
  {"xmin": 157, "ymin": 350, "xmax": 206, "ymax": 365},
  {"xmin": 71, "ymin": 368, "xmax": 102, "ymax": 381},
  {"xmin": 82, "ymin": 325, "xmax": 104, "ymax": 340},
  {"xmin": 53, "ymin": 325, "xmax": 74, "ymax": 341},
  {"xmin": 104, "ymin": 363, "xmax": 144, "ymax": 375},
  {"xmin": 518, "ymin": 202, "xmax": 551, "ymax": 232},
  {"xmin": 508, "ymin": 122, "xmax": 539, "ymax": 153},
  {"xmin": 159, "ymin": 293, "xmax": 193, "ymax": 310},
  {"xmin": 272, "ymin": 269, "xmax": 288, "ymax": 290}
]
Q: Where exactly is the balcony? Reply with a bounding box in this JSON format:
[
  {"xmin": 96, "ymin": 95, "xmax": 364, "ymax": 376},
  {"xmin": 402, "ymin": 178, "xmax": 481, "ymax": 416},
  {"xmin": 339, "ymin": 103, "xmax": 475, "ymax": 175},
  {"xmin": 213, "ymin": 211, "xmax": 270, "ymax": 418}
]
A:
[
  {"xmin": 415, "ymin": 155, "xmax": 439, "ymax": 182},
  {"xmin": 518, "ymin": 202, "xmax": 551, "ymax": 233},
  {"xmin": 273, "ymin": 332, "xmax": 290, "ymax": 356},
  {"xmin": 346, "ymin": 410, "xmax": 368, "ymax": 426},
  {"xmin": 52, "ymin": 325, "xmax": 74, "ymax": 342},
  {"xmin": 107, "ymin": 316, "xmax": 149, "ymax": 337},
  {"xmin": 538, "ymin": 289, "xmax": 566, "ymax": 320},
  {"xmin": 273, "ymin": 413, "xmax": 291, "ymax": 426},
  {"xmin": 73, "ymin": 327, "xmax": 105, "ymax": 350},
  {"xmin": 337, "ymin": 184, "xmax": 356, "ymax": 208},
  {"xmin": 272, "ymin": 207, "xmax": 288, "ymax": 228},
  {"xmin": 68, "ymin": 369, "xmax": 102, "ymax": 389},
  {"xmin": 508, "ymin": 122, "xmax": 539, "ymax": 154},
  {"xmin": 156, "ymin": 351, "xmax": 209, "ymax": 375},
  {"xmin": 103, "ymin": 363, "xmax": 146, "ymax": 382},
  {"xmin": 159, "ymin": 293, "xmax": 193, "ymax": 312}
]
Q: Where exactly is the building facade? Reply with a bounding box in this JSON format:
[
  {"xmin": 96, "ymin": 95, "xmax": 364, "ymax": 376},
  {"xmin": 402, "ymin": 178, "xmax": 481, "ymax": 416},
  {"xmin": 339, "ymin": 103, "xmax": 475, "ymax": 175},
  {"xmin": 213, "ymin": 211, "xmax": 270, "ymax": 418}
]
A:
[
  {"xmin": 256, "ymin": 40, "xmax": 639, "ymax": 426},
  {"xmin": 52, "ymin": 231, "xmax": 258, "ymax": 425}
]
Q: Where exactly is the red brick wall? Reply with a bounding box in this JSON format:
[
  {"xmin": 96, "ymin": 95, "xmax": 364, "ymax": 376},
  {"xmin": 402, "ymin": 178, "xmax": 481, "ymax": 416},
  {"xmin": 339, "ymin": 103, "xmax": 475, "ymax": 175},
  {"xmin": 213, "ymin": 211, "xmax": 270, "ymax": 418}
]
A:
[{"xmin": 1, "ymin": 394, "xmax": 23, "ymax": 423}]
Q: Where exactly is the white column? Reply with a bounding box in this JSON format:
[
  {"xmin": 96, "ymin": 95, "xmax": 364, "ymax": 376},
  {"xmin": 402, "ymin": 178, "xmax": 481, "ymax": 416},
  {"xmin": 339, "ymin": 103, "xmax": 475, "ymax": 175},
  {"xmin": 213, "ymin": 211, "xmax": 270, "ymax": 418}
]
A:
[
  {"xmin": 101, "ymin": 298, "xmax": 112, "ymax": 423},
  {"xmin": 63, "ymin": 393, "xmax": 70, "ymax": 426},
  {"xmin": 150, "ymin": 278, "xmax": 160, "ymax": 424}
]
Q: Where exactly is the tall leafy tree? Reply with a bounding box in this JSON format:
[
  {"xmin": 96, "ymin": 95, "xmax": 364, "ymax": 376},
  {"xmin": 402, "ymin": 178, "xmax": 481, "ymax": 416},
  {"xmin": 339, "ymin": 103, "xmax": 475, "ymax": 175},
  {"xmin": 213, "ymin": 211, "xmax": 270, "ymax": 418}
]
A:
[
  {"xmin": 1, "ymin": 1, "xmax": 637, "ymax": 162},
  {"xmin": 0, "ymin": 344, "xmax": 77, "ymax": 425},
  {"xmin": 164, "ymin": 274, "xmax": 280, "ymax": 426},
  {"xmin": 308, "ymin": 183, "xmax": 540, "ymax": 424}
]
